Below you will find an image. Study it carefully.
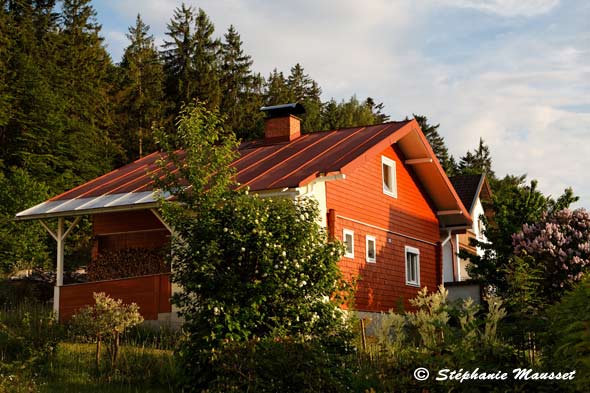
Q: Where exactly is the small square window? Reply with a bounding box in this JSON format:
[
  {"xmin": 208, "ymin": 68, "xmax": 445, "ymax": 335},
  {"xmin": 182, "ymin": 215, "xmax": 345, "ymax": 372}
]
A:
[
  {"xmin": 382, "ymin": 156, "xmax": 397, "ymax": 198},
  {"xmin": 343, "ymin": 229, "xmax": 354, "ymax": 258},
  {"xmin": 366, "ymin": 235, "xmax": 376, "ymax": 263},
  {"xmin": 405, "ymin": 246, "xmax": 420, "ymax": 286}
]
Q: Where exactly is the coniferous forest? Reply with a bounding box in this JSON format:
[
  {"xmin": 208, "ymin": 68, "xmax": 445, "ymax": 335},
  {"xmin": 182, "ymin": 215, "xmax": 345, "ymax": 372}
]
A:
[{"xmin": 0, "ymin": 0, "xmax": 398, "ymax": 273}]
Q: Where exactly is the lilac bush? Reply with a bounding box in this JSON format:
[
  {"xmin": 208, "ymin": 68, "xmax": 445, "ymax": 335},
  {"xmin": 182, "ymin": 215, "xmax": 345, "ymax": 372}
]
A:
[{"xmin": 512, "ymin": 208, "xmax": 590, "ymax": 301}]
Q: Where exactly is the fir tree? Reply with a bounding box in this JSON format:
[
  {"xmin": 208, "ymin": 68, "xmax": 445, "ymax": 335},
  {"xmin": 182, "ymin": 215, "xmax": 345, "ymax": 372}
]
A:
[
  {"xmin": 365, "ymin": 97, "xmax": 390, "ymax": 123},
  {"xmin": 56, "ymin": 0, "xmax": 117, "ymax": 190},
  {"xmin": 162, "ymin": 3, "xmax": 196, "ymax": 112},
  {"xmin": 219, "ymin": 25, "xmax": 262, "ymax": 140},
  {"xmin": 119, "ymin": 14, "xmax": 165, "ymax": 160},
  {"xmin": 459, "ymin": 137, "xmax": 495, "ymax": 178},
  {"xmin": 264, "ymin": 69, "xmax": 290, "ymax": 105},
  {"xmin": 413, "ymin": 114, "xmax": 455, "ymax": 176},
  {"xmin": 193, "ymin": 8, "xmax": 221, "ymax": 110},
  {"xmin": 286, "ymin": 63, "xmax": 322, "ymax": 132}
]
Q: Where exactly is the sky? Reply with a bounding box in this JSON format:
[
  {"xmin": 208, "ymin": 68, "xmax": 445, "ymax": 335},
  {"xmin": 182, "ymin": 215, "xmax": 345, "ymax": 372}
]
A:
[{"xmin": 93, "ymin": 0, "xmax": 590, "ymax": 208}]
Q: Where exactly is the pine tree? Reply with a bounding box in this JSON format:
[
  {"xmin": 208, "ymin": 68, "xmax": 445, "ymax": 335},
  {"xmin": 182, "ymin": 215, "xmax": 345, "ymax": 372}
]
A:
[
  {"xmin": 459, "ymin": 137, "xmax": 495, "ymax": 178},
  {"xmin": 413, "ymin": 114, "xmax": 456, "ymax": 176},
  {"xmin": 193, "ymin": 8, "xmax": 221, "ymax": 110},
  {"xmin": 320, "ymin": 96, "xmax": 389, "ymax": 131},
  {"xmin": 119, "ymin": 14, "xmax": 165, "ymax": 160},
  {"xmin": 219, "ymin": 25, "xmax": 262, "ymax": 140},
  {"xmin": 162, "ymin": 3, "xmax": 196, "ymax": 112},
  {"xmin": 365, "ymin": 97, "xmax": 390, "ymax": 123},
  {"xmin": 56, "ymin": 0, "xmax": 117, "ymax": 190},
  {"xmin": 286, "ymin": 63, "xmax": 322, "ymax": 132},
  {"xmin": 264, "ymin": 69, "xmax": 290, "ymax": 105},
  {"xmin": 0, "ymin": 0, "xmax": 14, "ymax": 164},
  {"xmin": 1, "ymin": 0, "xmax": 66, "ymax": 186}
]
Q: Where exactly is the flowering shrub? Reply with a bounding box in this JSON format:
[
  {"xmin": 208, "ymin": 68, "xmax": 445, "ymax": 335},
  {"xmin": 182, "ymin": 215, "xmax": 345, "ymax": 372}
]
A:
[
  {"xmin": 70, "ymin": 292, "xmax": 143, "ymax": 371},
  {"xmin": 513, "ymin": 208, "xmax": 590, "ymax": 301},
  {"xmin": 155, "ymin": 102, "xmax": 354, "ymax": 390}
]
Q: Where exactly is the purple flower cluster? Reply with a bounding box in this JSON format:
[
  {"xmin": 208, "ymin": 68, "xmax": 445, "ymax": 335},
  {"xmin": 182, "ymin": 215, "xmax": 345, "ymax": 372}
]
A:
[{"xmin": 513, "ymin": 209, "xmax": 590, "ymax": 288}]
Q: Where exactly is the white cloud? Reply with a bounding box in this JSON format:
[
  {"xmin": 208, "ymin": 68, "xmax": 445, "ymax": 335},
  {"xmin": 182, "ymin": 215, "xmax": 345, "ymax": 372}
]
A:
[
  {"xmin": 95, "ymin": 0, "xmax": 590, "ymax": 207},
  {"xmin": 437, "ymin": 0, "xmax": 560, "ymax": 17}
]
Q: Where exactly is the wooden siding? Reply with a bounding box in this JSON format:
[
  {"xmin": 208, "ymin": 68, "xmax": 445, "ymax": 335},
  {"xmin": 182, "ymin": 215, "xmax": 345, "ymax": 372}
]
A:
[
  {"xmin": 92, "ymin": 210, "xmax": 170, "ymax": 257},
  {"xmin": 59, "ymin": 273, "xmax": 172, "ymax": 321},
  {"xmin": 93, "ymin": 210, "xmax": 165, "ymax": 235},
  {"xmin": 326, "ymin": 145, "xmax": 440, "ymax": 311}
]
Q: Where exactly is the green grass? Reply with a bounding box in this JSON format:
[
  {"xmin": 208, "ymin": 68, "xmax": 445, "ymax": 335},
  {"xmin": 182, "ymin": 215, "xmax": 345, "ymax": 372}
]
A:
[{"xmin": 39, "ymin": 342, "xmax": 178, "ymax": 393}]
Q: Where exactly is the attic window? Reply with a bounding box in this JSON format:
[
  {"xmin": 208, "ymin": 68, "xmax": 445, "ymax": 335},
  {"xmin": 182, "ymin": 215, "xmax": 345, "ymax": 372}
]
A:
[{"xmin": 382, "ymin": 156, "xmax": 397, "ymax": 198}]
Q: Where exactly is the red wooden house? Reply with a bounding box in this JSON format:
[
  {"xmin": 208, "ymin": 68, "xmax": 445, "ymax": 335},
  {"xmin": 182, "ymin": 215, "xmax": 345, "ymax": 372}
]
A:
[{"xmin": 16, "ymin": 103, "xmax": 471, "ymax": 323}]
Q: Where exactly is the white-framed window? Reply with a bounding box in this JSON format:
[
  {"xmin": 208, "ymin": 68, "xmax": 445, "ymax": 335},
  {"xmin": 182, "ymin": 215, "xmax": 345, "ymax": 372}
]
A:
[
  {"xmin": 382, "ymin": 156, "xmax": 397, "ymax": 198},
  {"xmin": 366, "ymin": 235, "xmax": 376, "ymax": 263},
  {"xmin": 343, "ymin": 229, "xmax": 354, "ymax": 258},
  {"xmin": 405, "ymin": 246, "xmax": 420, "ymax": 286}
]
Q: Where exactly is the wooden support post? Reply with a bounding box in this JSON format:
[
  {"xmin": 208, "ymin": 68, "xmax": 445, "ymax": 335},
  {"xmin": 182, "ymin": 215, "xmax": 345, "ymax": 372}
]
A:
[
  {"xmin": 360, "ymin": 318, "xmax": 367, "ymax": 352},
  {"xmin": 54, "ymin": 218, "xmax": 64, "ymax": 317},
  {"xmin": 42, "ymin": 216, "xmax": 80, "ymax": 320}
]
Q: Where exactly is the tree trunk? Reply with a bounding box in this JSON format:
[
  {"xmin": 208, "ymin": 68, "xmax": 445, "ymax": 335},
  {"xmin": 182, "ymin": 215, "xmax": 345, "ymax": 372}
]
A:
[
  {"xmin": 96, "ymin": 336, "xmax": 101, "ymax": 371},
  {"xmin": 112, "ymin": 332, "xmax": 120, "ymax": 369}
]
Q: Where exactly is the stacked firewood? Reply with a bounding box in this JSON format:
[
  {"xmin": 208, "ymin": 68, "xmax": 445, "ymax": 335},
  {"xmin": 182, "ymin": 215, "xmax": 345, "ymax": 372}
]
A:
[{"xmin": 87, "ymin": 248, "xmax": 170, "ymax": 281}]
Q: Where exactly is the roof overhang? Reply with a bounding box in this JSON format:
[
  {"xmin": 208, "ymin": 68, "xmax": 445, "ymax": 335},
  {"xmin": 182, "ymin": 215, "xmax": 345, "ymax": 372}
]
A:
[
  {"xmin": 14, "ymin": 191, "xmax": 165, "ymax": 221},
  {"xmin": 340, "ymin": 119, "xmax": 472, "ymax": 228}
]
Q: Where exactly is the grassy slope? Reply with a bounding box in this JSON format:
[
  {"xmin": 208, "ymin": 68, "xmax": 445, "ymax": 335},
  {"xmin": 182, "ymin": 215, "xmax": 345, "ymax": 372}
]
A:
[{"xmin": 40, "ymin": 342, "xmax": 177, "ymax": 393}]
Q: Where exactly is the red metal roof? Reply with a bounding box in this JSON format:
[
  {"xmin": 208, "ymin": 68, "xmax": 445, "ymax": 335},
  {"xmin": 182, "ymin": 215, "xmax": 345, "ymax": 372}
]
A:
[
  {"xmin": 49, "ymin": 121, "xmax": 411, "ymax": 201},
  {"xmin": 17, "ymin": 118, "xmax": 470, "ymax": 226}
]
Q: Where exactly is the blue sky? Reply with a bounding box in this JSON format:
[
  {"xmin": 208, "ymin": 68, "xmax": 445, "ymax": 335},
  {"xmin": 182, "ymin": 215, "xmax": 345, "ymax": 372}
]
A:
[{"xmin": 93, "ymin": 0, "xmax": 590, "ymax": 208}]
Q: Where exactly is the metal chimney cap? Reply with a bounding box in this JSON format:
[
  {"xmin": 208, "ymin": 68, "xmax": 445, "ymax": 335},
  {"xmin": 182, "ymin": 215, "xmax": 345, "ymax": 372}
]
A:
[{"xmin": 260, "ymin": 103, "xmax": 306, "ymax": 118}]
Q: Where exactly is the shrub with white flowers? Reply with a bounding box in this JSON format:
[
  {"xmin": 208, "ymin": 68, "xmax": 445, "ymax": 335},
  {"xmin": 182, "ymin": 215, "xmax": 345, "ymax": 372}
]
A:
[
  {"xmin": 172, "ymin": 194, "xmax": 351, "ymax": 344},
  {"xmin": 155, "ymin": 102, "xmax": 354, "ymax": 390}
]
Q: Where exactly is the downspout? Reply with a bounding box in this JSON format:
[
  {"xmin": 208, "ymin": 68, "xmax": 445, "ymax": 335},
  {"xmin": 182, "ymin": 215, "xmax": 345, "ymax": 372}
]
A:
[{"xmin": 327, "ymin": 209, "xmax": 336, "ymax": 240}]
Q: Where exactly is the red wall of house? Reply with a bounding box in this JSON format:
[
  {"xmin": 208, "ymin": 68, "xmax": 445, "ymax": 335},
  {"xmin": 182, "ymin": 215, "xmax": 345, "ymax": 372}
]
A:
[
  {"xmin": 326, "ymin": 145, "xmax": 440, "ymax": 312},
  {"xmin": 59, "ymin": 273, "xmax": 172, "ymax": 321}
]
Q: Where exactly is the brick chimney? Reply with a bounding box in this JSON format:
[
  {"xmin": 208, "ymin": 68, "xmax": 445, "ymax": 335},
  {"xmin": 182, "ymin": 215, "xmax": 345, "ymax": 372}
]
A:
[{"xmin": 261, "ymin": 103, "xmax": 305, "ymax": 143}]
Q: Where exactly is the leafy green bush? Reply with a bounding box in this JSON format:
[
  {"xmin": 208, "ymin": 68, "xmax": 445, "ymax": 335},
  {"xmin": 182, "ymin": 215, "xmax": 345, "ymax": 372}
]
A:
[
  {"xmin": 197, "ymin": 338, "xmax": 355, "ymax": 393},
  {"xmin": 0, "ymin": 301, "xmax": 61, "ymax": 370},
  {"xmin": 370, "ymin": 286, "xmax": 520, "ymax": 392},
  {"xmin": 543, "ymin": 278, "xmax": 590, "ymax": 392}
]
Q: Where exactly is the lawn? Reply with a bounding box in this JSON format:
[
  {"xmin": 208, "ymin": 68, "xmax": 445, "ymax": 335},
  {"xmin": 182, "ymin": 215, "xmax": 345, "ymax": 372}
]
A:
[{"xmin": 16, "ymin": 342, "xmax": 177, "ymax": 393}]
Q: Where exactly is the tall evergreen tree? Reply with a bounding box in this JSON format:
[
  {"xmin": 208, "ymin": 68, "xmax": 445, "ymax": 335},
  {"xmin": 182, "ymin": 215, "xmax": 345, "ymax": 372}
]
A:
[
  {"xmin": 162, "ymin": 3, "xmax": 196, "ymax": 113},
  {"xmin": 321, "ymin": 95, "xmax": 384, "ymax": 130},
  {"xmin": 459, "ymin": 137, "xmax": 495, "ymax": 178},
  {"xmin": 192, "ymin": 8, "xmax": 221, "ymax": 110},
  {"xmin": 413, "ymin": 114, "xmax": 456, "ymax": 176},
  {"xmin": 264, "ymin": 69, "xmax": 290, "ymax": 105},
  {"xmin": 219, "ymin": 25, "xmax": 262, "ymax": 140},
  {"xmin": 365, "ymin": 97, "xmax": 390, "ymax": 123},
  {"xmin": 119, "ymin": 14, "xmax": 165, "ymax": 160},
  {"xmin": 286, "ymin": 63, "xmax": 322, "ymax": 132},
  {"xmin": 1, "ymin": 0, "xmax": 66, "ymax": 186},
  {"xmin": 56, "ymin": 0, "xmax": 117, "ymax": 190},
  {"xmin": 0, "ymin": 0, "xmax": 14, "ymax": 164}
]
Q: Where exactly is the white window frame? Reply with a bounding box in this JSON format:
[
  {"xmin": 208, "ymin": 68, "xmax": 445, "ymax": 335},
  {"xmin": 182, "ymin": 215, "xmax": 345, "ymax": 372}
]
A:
[
  {"xmin": 343, "ymin": 229, "xmax": 354, "ymax": 259},
  {"xmin": 366, "ymin": 235, "xmax": 376, "ymax": 263},
  {"xmin": 381, "ymin": 156, "xmax": 397, "ymax": 198},
  {"xmin": 405, "ymin": 246, "xmax": 420, "ymax": 286}
]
